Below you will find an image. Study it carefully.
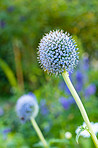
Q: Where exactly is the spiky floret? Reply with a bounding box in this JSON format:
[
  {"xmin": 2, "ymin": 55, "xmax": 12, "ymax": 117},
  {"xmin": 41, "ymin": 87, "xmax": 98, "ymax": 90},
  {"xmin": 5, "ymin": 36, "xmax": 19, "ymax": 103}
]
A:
[
  {"xmin": 16, "ymin": 93, "xmax": 39, "ymax": 123},
  {"xmin": 37, "ymin": 30, "xmax": 79, "ymax": 75}
]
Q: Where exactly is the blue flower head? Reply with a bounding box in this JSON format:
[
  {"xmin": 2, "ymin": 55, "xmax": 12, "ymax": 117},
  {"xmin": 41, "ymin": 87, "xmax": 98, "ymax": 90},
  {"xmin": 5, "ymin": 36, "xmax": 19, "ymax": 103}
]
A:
[
  {"xmin": 7, "ymin": 6, "xmax": 14, "ymax": 12},
  {"xmin": 40, "ymin": 99, "xmax": 49, "ymax": 115},
  {"xmin": 16, "ymin": 93, "xmax": 39, "ymax": 123},
  {"xmin": 0, "ymin": 20, "xmax": 6, "ymax": 28},
  {"xmin": 38, "ymin": 30, "xmax": 79, "ymax": 75},
  {"xmin": 75, "ymin": 70, "xmax": 84, "ymax": 91},
  {"xmin": 85, "ymin": 84, "xmax": 96, "ymax": 98},
  {"xmin": 59, "ymin": 97, "xmax": 75, "ymax": 110},
  {"xmin": 83, "ymin": 55, "xmax": 89, "ymax": 70},
  {"xmin": 0, "ymin": 107, "xmax": 4, "ymax": 116}
]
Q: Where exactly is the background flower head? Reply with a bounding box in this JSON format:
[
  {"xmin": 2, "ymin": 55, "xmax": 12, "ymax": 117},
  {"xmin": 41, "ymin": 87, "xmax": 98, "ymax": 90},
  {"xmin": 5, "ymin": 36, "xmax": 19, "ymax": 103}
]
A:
[
  {"xmin": 38, "ymin": 30, "xmax": 79, "ymax": 75},
  {"xmin": 16, "ymin": 93, "xmax": 39, "ymax": 123},
  {"xmin": 59, "ymin": 97, "xmax": 75, "ymax": 110},
  {"xmin": 40, "ymin": 99, "xmax": 49, "ymax": 116},
  {"xmin": 85, "ymin": 84, "xmax": 96, "ymax": 98},
  {"xmin": 75, "ymin": 122, "xmax": 98, "ymax": 138}
]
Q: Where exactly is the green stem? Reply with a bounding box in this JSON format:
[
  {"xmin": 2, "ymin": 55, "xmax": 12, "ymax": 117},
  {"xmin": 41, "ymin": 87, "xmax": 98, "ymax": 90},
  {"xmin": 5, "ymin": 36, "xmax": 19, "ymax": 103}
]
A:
[
  {"xmin": 30, "ymin": 117, "xmax": 49, "ymax": 148},
  {"xmin": 62, "ymin": 71, "xmax": 98, "ymax": 148}
]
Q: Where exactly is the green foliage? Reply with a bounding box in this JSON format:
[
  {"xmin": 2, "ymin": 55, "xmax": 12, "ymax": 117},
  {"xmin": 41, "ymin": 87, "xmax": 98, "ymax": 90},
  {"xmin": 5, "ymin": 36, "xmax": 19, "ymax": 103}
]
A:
[
  {"xmin": 0, "ymin": 0, "xmax": 98, "ymax": 94},
  {"xmin": 0, "ymin": 58, "xmax": 17, "ymax": 88},
  {"xmin": 0, "ymin": 0, "xmax": 98, "ymax": 147}
]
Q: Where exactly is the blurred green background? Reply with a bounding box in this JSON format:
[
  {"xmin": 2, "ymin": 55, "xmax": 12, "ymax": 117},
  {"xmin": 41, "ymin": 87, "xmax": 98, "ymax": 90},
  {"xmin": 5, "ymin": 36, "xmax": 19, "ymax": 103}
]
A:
[{"xmin": 0, "ymin": 0, "xmax": 98, "ymax": 147}]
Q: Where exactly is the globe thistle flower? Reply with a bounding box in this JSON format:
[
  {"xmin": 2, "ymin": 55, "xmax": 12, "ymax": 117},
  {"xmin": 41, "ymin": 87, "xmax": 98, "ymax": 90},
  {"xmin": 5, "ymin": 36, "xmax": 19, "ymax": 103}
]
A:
[
  {"xmin": 16, "ymin": 93, "xmax": 39, "ymax": 123},
  {"xmin": 37, "ymin": 30, "xmax": 79, "ymax": 75},
  {"xmin": 75, "ymin": 122, "xmax": 98, "ymax": 138}
]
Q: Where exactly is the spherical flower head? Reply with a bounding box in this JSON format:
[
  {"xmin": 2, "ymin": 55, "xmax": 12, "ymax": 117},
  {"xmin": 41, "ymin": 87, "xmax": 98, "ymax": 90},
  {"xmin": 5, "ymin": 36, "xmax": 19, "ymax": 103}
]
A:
[
  {"xmin": 37, "ymin": 30, "xmax": 79, "ymax": 75},
  {"xmin": 16, "ymin": 93, "xmax": 39, "ymax": 123}
]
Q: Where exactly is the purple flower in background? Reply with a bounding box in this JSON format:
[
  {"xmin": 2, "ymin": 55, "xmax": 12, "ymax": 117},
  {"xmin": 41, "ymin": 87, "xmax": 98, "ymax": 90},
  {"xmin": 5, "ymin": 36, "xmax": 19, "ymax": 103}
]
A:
[
  {"xmin": 2, "ymin": 128, "xmax": 11, "ymax": 140},
  {"xmin": 40, "ymin": 99, "xmax": 49, "ymax": 115},
  {"xmin": 28, "ymin": 92, "xmax": 38, "ymax": 102},
  {"xmin": 7, "ymin": 6, "xmax": 14, "ymax": 12},
  {"xmin": 75, "ymin": 70, "xmax": 84, "ymax": 91},
  {"xmin": 59, "ymin": 97, "xmax": 75, "ymax": 110},
  {"xmin": 59, "ymin": 81, "xmax": 65, "ymax": 90},
  {"xmin": 68, "ymin": 97, "xmax": 75, "ymax": 104},
  {"xmin": 65, "ymin": 84, "xmax": 71, "ymax": 95},
  {"xmin": 3, "ymin": 128, "xmax": 11, "ymax": 134},
  {"xmin": 85, "ymin": 84, "xmax": 96, "ymax": 98},
  {"xmin": 76, "ymin": 71, "xmax": 83, "ymax": 83},
  {"xmin": 0, "ymin": 20, "xmax": 6, "ymax": 28},
  {"xmin": 20, "ymin": 16, "xmax": 26, "ymax": 22},
  {"xmin": 83, "ymin": 55, "xmax": 89, "ymax": 70},
  {"xmin": 0, "ymin": 107, "xmax": 4, "ymax": 116},
  {"xmin": 59, "ymin": 81, "xmax": 71, "ymax": 95}
]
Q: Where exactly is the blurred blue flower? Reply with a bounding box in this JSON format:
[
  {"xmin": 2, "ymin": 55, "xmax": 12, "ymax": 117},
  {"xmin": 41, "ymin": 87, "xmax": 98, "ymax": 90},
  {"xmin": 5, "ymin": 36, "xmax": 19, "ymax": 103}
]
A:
[
  {"xmin": 2, "ymin": 128, "xmax": 11, "ymax": 140},
  {"xmin": 20, "ymin": 16, "xmax": 26, "ymax": 22},
  {"xmin": 75, "ymin": 70, "xmax": 84, "ymax": 91},
  {"xmin": 65, "ymin": 84, "xmax": 71, "ymax": 95},
  {"xmin": 0, "ymin": 107, "xmax": 4, "ymax": 116},
  {"xmin": 68, "ymin": 97, "xmax": 75, "ymax": 104},
  {"xmin": 7, "ymin": 6, "xmax": 14, "ymax": 12},
  {"xmin": 85, "ymin": 84, "xmax": 96, "ymax": 98},
  {"xmin": 28, "ymin": 92, "xmax": 38, "ymax": 102},
  {"xmin": 83, "ymin": 56, "xmax": 89, "ymax": 70},
  {"xmin": 59, "ymin": 81, "xmax": 71, "ymax": 95},
  {"xmin": 40, "ymin": 99, "xmax": 49, "ymax": 115},
  {"xmin": 0, "ymin": 20, "xmax": 6, "ymax": 28},
  {"xmin": 59, "ymin": 97, "xmax": 75, "ymax": 110},
  {"xmin": 3, "ymin": 128, "xmax": 11, "ymax": 134},
  {"xmin": 16, "ymin": 93, "xmax": 39, "ymax": 123},
  {"xmin": 76, "ymin": 70, "xmax": 83, "ymax": 83}
]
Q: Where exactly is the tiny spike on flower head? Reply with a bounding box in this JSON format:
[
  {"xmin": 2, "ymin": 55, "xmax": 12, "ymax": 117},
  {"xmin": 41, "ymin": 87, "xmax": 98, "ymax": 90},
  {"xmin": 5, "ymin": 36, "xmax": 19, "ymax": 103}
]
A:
[
  {"xmin": 16, "ymin": 93, "xmax": 39, "ymax": 123},
  {"xmin": 37, "ymin": 30, "xmax": 79, "ymax": 75}
]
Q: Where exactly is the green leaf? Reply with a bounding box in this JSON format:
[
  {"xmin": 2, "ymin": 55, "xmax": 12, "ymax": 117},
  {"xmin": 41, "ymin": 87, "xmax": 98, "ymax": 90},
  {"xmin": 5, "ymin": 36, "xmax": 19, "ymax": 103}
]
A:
[
  {"xmin": 33, "ymin": 142, "xmax": 43, "ymax": 147},
  {"xmin": 49, "ymin": 138, "xmax": 69, "ymax": 145},
  {"xmin": 0, "ymin": 58, "xmax": 17, "ymax": 88}
]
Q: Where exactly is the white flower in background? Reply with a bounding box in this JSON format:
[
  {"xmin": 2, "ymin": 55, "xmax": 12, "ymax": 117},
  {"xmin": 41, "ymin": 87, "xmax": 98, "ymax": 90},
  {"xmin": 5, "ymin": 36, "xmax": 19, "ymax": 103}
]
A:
[
  {"xmin": 65, "ymin": 131, "xmax": 72, "ymax": 139},
  {"xmin": 76, "ymin": 122, "xmax": 98, "ymax": 138}
]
